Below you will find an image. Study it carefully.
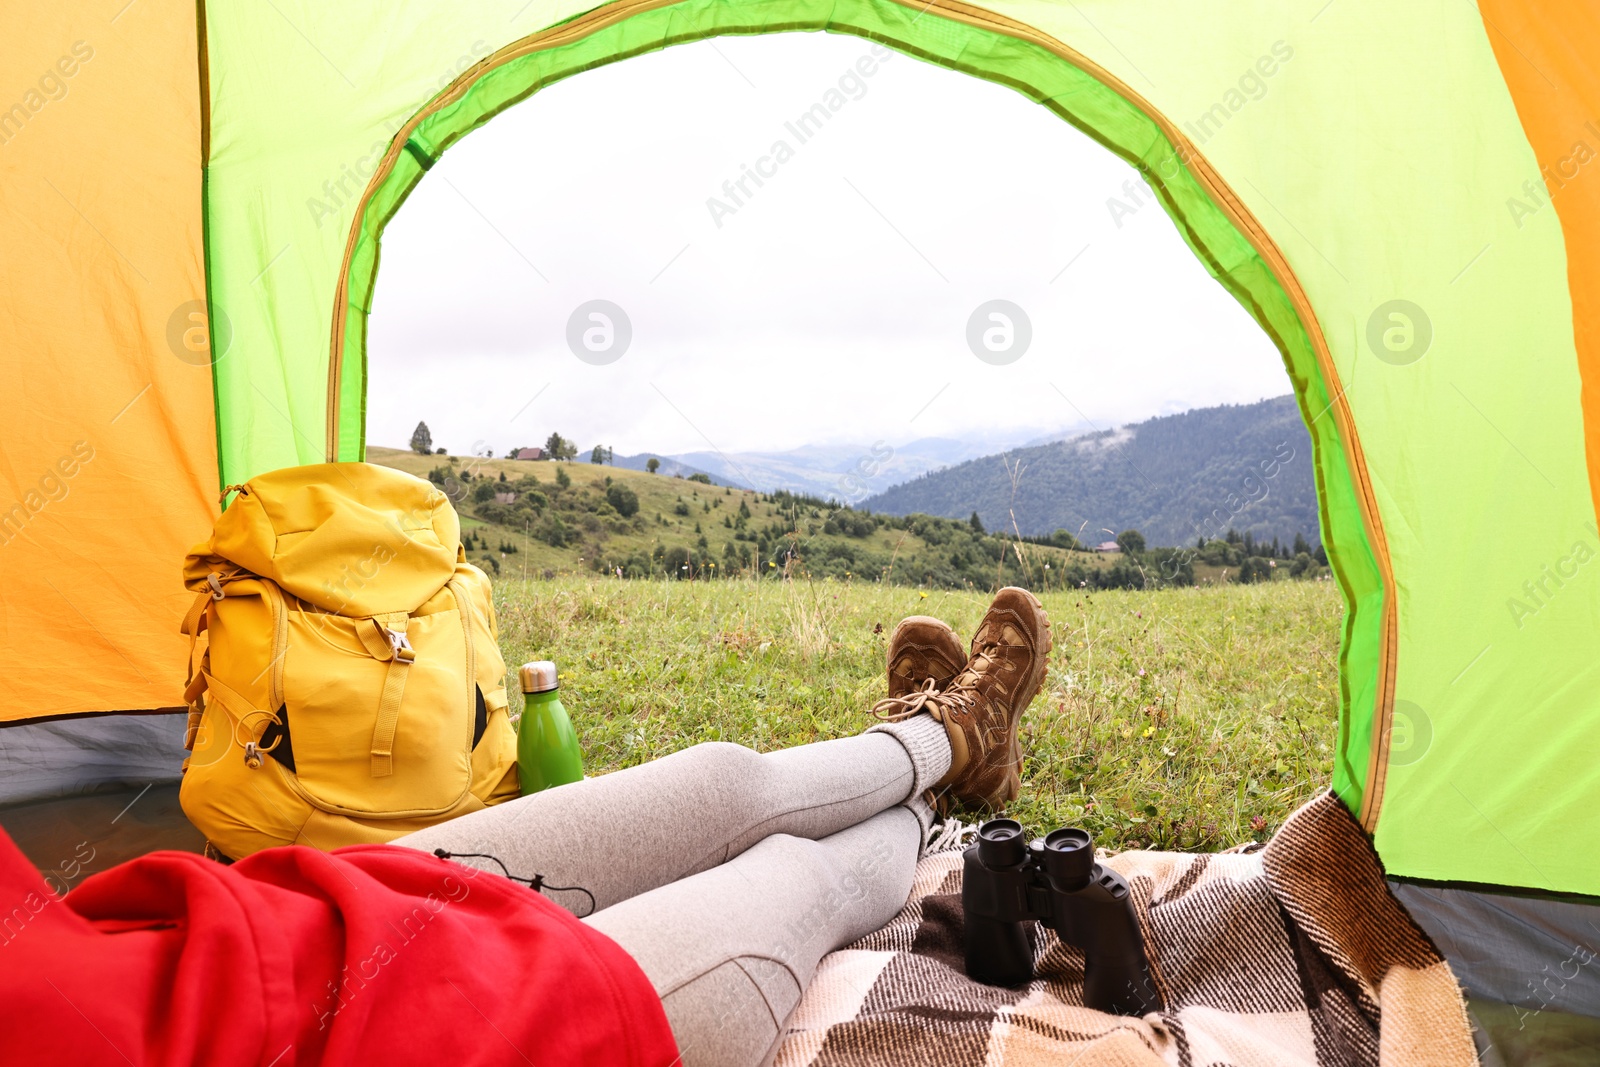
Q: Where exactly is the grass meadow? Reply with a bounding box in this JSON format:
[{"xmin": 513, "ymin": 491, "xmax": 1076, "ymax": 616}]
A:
[{"xmin": 491, "ymin": 575, "xmax": 1343, "ymax": 852}]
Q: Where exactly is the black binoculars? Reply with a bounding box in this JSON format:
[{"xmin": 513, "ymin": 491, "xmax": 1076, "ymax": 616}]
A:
[{"xmin": 961, "ymin": 819, "xmax": 1162, "ymax": 1016}]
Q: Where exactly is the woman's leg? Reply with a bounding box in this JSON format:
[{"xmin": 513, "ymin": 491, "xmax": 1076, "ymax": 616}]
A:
[
  {"xmin": 390, "ymin": 715, "xmax": 949, "ymax": 914},
  {"xmin": 585, "ymin": 806, "xmax": 922, "ymax": 1067}
]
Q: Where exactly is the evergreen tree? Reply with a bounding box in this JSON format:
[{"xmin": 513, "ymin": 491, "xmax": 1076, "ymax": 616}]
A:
[
  {"xmin": 544, "ymin": 432, "xmax": 577, "ymax": 460},
  {"xmin": 969, "ymin": 511, "xmax": 985, "ymax": 535},
  {"xmin": 409, "ymin": 421, "xmax": 433, "ymax": 455}
]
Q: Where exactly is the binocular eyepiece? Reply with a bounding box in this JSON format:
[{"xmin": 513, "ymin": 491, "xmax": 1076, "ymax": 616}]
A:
[
  {"xmin": 976, "ymin": 819, "xmax": 1096, "ymax": 891},
  {"xmin": 962, "ymin": 819, "xmax": 1161, "ymax": 1016}
]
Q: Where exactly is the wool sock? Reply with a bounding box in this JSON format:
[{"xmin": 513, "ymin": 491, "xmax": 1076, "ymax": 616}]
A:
[{"xmin": 865, "ymin": 713, "xmax": 952, "ymax": 851}]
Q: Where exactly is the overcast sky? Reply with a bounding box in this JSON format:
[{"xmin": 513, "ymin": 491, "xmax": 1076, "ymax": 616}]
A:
[{"xmin": 367, "ymin": 31, "xmax": 1289, "ymax": 459}]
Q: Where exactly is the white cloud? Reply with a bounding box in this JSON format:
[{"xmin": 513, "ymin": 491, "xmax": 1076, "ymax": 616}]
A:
[{"xmin": 368, "ymin": 31, "xmax": 1288, "ymax": 459}]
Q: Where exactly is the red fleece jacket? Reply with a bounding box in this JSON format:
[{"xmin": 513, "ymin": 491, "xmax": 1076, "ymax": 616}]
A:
[{"xmin": 0, "ymin": 830, "xmax": 677, "ymax": 1065}]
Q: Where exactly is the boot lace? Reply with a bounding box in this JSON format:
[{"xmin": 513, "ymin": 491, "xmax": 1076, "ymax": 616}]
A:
[
  {"xmin": 869, "ymin": 630, "xmax": 1016, "ymax": 723},
  {"xmin": 869, "ymin": 671, "xmax": 982, "ymax": 724},
  {"xmin": 870, "ymin": 677, "xmax": 944, "ymax": 722}
]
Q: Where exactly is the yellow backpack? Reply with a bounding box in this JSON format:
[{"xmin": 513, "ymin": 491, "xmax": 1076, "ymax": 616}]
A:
[{"xmin": 179, "ymin": 462, "xmax": 519, "ymax": 859}]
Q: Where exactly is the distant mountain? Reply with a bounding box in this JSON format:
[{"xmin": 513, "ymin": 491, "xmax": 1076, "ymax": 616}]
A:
[
  {"xmin": 861, "ymin": 396, "xmax": 1319, "ymax": 548},
  {"xmin": 661, "ymin": 428, "xmax": 1088, "ymax": 501},
  {"xmin": 611, "ymin": 452, "xmax": 740, "ymax": 486}
]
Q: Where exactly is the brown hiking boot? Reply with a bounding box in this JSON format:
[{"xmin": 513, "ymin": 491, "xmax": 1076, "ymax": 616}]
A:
[
  {"xmin": 885, "ymin": 615, "xmax": 967, "ymax": 699},
  {"xmin": 872, "ymin": 587, "xmax": 1051, "ymax": 810}
]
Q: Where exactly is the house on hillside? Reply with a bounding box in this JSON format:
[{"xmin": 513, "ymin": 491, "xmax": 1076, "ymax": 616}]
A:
[
  {"xmin": 494, "ymin": 492, "xmax": 517, "ymax": 504},
  {"xmin": 1095, "ymin": 540, "xmax": 1121, "ymax": 553},
  {"xmin": 513, "ymin": 447, "xmax": 544, "ymax": 461}
]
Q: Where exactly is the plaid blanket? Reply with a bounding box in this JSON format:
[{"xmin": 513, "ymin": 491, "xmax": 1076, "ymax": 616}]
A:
[{"xmin": 776, "ymin": 792, "xmax": 1475, "ymax": 1066}]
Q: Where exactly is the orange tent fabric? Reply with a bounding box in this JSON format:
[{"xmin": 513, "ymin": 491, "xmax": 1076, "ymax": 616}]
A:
[{"xmin": 0, "ymin": 6, "xmax": 216, "ymax": 721}]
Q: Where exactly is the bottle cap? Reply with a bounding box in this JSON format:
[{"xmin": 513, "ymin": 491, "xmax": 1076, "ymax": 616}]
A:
[{"xmin": 519, "ymin": 661, "xmax": 558, "ymax": 694}]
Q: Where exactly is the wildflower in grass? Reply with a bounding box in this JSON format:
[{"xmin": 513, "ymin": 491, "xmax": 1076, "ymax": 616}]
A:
[{"xmin": 1142, "ymin": 725, "xmax": 1156, "ymax": 739}]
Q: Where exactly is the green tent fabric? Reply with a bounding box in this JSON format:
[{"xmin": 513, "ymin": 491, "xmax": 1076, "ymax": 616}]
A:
[
  {"xmin": 193, "ymin": 0, "xmax": 1600, "ymax": 900},
  {"xmin": 6, "ymin": 4, "xmax": 1600, "ymax": 1023}
]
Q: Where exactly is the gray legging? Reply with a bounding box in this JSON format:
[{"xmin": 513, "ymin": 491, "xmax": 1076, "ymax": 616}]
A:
[{"xmin": 392, "ymin": 714, "xmax": 951, "ymax": 1067}]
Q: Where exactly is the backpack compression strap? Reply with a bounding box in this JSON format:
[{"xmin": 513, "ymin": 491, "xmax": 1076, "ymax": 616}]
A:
[
  {"xmin": 179, "ymin": 570, "xmax": 245, "ymax": 751},
  {"xmin": 359, "ymin": 614, "xmax": 416, "ymax": 778}
]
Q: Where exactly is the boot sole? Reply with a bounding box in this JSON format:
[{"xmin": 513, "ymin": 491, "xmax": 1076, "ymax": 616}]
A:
[
  {"xmin": 1011, "ymin": 587, "xmax": 1053, "ymax": 709},
  {"xmin": 987, "ymin": 587, "xmax": 1052, "ymax": 808}
]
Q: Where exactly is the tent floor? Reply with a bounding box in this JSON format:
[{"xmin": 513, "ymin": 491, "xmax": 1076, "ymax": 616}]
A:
[
  {"xmin": 1470, "ymin": 996, "xmax": 1600, "ymax": 1066},
  {"xmin": 0, "ymin": 782, "xmax": 204, "ymax": 878}
]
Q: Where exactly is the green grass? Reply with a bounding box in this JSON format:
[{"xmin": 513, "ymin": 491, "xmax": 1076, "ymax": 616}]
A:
[{"xmin": 491, "ymin": 575, "xmax": 1343, "ymax": 852}]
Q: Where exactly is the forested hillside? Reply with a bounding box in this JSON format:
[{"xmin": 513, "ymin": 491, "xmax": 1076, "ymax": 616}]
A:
[
  {"xmin": 862, "ymin": 396, "xmax": 1319, "ymax": 548},
  {"xmin": 368, "ymin": 447, "xmax": 1153, "ymax": 590}
]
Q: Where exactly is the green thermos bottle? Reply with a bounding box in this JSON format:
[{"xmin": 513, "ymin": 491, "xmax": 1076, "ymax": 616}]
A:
[{"xmin": 516, "ymin": 660, "xmax": 584, "ymax": 794}]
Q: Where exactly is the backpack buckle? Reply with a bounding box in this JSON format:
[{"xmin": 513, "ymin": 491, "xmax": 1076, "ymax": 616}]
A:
[
  {"xmin": 387, "ymin": 628, "xmax": 415, "ymax": 664},
  {"xmin": 243, "ymin": 741, "xmax": 263, "ymax": 769},
  {"xmin": 207, "ymin": 573, "xmax": 227, "ymax": 601}
]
